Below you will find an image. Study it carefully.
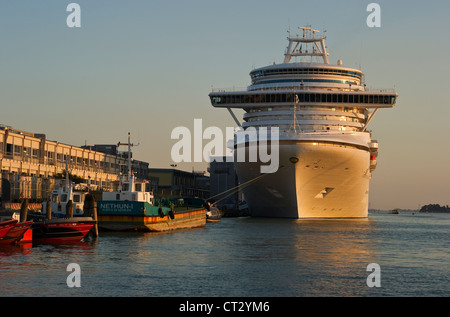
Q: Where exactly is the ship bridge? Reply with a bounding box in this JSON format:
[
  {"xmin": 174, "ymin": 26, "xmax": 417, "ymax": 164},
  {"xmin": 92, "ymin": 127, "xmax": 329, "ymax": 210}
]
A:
[{"xmin": 209, "ymin": 26, "xmax": 398, "ymax": 133}]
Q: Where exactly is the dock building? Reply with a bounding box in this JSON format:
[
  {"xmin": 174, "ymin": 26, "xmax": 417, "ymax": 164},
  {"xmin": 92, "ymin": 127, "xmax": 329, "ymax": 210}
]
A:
[
  {"xmin": 148, "ymin": 168, "xmax": 210, "ymax": 199},
  {"xmin": 0, "ymin": 125, "xmax": 128, "ymax": 203}
]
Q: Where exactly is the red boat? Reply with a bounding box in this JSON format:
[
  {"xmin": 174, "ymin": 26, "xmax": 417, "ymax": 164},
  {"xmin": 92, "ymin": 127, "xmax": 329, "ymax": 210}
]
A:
[
  {"xmin": 0, "ymin": 219, "xmax": 19, "ymax": 241},
  {"xmin": 0, "ymin": 220, "xmax": 33, "ymax": 245},
  {"xmin": 32, "ymin": 217, "xmax": 95, "ymax": 244}
]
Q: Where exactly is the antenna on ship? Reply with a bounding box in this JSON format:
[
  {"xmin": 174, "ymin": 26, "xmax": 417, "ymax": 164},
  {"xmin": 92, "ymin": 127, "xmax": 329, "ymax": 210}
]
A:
[
  {"xmin": 117, "ymin": 132, "xmax": 139, "ymax": 182},
  {"xmin": 284, "ymin": 25, "xmax": 329, "ymax": 64}
]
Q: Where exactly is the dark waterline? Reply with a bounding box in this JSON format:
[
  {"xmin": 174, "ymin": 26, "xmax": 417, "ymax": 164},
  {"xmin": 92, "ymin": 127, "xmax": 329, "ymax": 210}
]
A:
[{"xmin": 1, "ymin": 212, "xmax": 449, "ymax": 297}]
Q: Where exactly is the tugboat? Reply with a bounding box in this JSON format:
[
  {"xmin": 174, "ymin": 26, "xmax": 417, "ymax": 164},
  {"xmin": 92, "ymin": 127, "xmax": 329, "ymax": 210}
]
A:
[
  {"xmin": 97, "ymin": 133, "xmax": 206, "ymax": 232},
  {"xmin": 32, "ymin": 163, "xmax": 96, "ymax": 244},
  {"xmin": 41, "ymin": 162, "xmax": 87, "ymax": 218}
]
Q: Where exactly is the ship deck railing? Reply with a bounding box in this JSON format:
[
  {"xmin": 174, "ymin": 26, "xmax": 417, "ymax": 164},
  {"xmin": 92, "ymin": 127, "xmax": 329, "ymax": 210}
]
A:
[{"xmin": 211, "ymin": 86, "xmax": 395, "ymax": 93}]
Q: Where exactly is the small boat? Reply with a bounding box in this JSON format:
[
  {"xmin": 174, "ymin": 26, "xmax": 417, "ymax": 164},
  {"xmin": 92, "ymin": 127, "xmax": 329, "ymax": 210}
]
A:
[
  {"xmin": 0, "ymin": 221, "xmax": 33, "ymax": 245},
  {"xmin": 97, "ymin": 134, "xmax": 206, "ymax": 232},
  {"xmin": 0, "ymin": 213, "xmax": 33, "ymax": 245},
  {"xmin": 391, "ymin": 209, "xmax": 400, "ymax": 214},
  {"xmin": 32, "ymin": 217, "xmax": 95, "ymax": 244},
  {"xmin": 41, "ymin": 163, "xmax": 87, "ymax": 218},
  {"xmin": 206, "ymin": 205, "xmax": 222, "ymax": 223},
  {"xmin": 0, "ymin": 219, "xmax": 19, "ymax": 242}
]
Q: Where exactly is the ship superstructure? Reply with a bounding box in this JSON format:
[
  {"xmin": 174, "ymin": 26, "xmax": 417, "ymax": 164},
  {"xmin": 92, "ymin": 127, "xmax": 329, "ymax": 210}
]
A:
[{"xmin": 209, "ymin": 26, "xmax": 397, "ymax": 218}]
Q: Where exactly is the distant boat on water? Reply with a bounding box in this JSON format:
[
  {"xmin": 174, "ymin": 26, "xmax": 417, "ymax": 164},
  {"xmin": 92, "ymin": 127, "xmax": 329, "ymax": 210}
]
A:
[{"xmin": 206, "ymin": 205, "xmax": 222, "ymax": 222}]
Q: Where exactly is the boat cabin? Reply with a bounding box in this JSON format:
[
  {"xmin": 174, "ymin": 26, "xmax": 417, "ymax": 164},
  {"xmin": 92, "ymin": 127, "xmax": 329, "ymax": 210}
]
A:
[
  {"xmin": 42, "ymin": 181, "xmax": 87, "ymax": 217},
  {"xmin": 102, "ymin": 177, "xmax": 154, "ymax": 205}
]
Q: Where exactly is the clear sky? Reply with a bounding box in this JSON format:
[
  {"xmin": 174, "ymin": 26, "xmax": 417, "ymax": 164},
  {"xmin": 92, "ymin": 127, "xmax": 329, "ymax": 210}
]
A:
[{"xmin": 1, "ymin": 0, "xmax": 449, "ymax": 210}]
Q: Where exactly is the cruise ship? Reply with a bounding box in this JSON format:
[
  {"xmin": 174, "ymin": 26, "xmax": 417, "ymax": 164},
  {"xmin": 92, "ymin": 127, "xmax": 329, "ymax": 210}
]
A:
[{"xmin": 209, "ymin": 26, "xmax": 398, "ymax": 218}]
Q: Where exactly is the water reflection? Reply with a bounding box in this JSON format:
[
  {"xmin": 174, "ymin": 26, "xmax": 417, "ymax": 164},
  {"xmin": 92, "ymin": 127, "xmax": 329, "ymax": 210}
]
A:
[
  {"xmin": 2, "ymin": 213, "xmax": 447, "ymax": 296},
  {"xmin": 214, "ymin": 217, "xmax": 377, "ymax": 296},
  {"xmin": 291, "ymin": 219, "xmax": 377, "ymax": 296}
]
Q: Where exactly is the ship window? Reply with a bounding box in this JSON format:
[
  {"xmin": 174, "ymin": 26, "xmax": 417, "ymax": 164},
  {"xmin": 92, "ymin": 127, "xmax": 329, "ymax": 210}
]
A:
[
  {"xmin": 73, "ymin": 194, "xmax": 80, "ymax": 203},
  {"xmin": 338, "ymin": 95, "xmax": 343, "ymax": 103},
  {"xmin": 305, "ymin": 94, "xmax": 310, "ymax": 102},
  {"xmin": 349, "ymin": 95, "xmax": 354, "ymax": 103},
  {"xmin": 61, "ymin": 194, "xmax": 68, "ymax": 203},
  {"xmin": 135, "ymin": 183, "xmax": 142, "ymax": 192},
  {"xmin": 373, "ymin": 95, "xmax": 379, "ymax": 103},
  {"xmin": 343, "ymin": 95, "xmax": 348, "ymax": 103},
  {"xmin": 332, "ymin": 95, "xmax": 337, "ymax": 102}
]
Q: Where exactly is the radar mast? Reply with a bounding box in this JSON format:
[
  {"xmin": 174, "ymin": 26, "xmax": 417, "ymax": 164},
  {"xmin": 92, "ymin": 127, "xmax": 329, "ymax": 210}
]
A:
[{"xmin": 284, "ymin": 26, "xmax": 329, "ymax": 64}]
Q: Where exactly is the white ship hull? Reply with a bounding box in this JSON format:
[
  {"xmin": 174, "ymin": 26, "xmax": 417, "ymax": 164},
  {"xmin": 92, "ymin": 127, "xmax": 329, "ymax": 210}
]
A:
[{"xmin": 235, "ymin": 137, "xmax": 371, "ymax": 218}]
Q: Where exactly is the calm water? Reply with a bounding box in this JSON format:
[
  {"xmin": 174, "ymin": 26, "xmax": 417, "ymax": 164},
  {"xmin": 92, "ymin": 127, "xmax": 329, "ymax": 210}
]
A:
[{"xmin": 1, "ymin": 212, "xmax": 449, "ymax": 297}]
